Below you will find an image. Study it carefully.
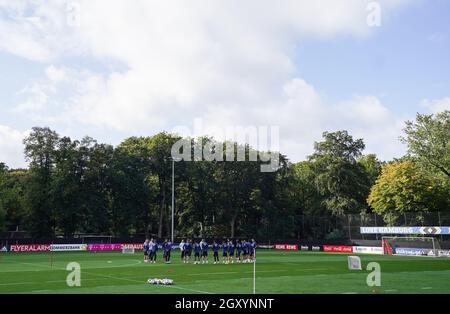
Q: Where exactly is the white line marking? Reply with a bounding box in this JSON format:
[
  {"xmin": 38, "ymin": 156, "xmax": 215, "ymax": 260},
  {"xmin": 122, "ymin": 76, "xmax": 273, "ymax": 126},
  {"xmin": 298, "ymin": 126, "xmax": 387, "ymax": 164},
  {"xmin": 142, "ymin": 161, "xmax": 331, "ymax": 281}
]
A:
[
  {"xmin": 188, "ymin": 271, "xmax": 239, "ymax": 276},
  {"xmin": 421, "ymin": 287, "xmax": 432, "ymax": 290},
  {"xmin": 188, "ymin": 269, "xmax": 288, "ymax": 276},
  {"xmin": 159, "ymin": 284, "xmax": 214, "ymax": 294},
  {"xmin": 0, "ymin": 282, "xmax": 34, "ymax": 286},
  {"xmin": 20, "ymin": 259, "xmax": 142, "ymax": 270},
  {"xmin": 21, "ymin": 262, "xmax": 62, "ymax": 270},
  {"xmin": 296, "ymin": 268, "xmax": 328, "ymax": 271},
  {"xmin": 32, "ymin": 290, "xmax": 51, "ymax": 293},
  {"xmin": 83, "ymin": 271, "xmax": 213, "ymax": 294}
]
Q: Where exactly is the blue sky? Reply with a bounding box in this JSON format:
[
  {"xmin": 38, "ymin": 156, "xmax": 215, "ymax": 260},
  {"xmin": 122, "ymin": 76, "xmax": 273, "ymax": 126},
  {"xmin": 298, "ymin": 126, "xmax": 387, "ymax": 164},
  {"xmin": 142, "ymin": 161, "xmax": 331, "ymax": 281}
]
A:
[
  {"xmin": 296, "ymin": 0, "xmax": 450, "ymax": 113},
  {"xmin": 0, "ymin": 0, "xmax": 449, "ymax": 168}
]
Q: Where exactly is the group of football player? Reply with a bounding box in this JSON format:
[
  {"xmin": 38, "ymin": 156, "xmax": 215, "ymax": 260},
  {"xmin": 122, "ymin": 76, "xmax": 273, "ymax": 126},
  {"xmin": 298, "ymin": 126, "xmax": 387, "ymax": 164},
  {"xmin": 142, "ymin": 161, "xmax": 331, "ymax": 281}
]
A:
[{"xmin": 143, "ymin": 238, "xmax": 256, "ymax": 264}]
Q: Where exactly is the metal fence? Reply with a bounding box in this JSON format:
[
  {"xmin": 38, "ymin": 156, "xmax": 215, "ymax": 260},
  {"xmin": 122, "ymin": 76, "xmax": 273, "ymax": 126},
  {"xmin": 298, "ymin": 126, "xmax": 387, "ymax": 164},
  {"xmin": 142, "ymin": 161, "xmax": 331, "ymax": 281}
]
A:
[
  {"xmin": 344, "ymin": 211, "xmax": 450, "ymax": 240},
  {"xmin": 1, "ymin": 211, "xmax": 449, "ymax": 246},
  {"xmin": 262, "ymin": 211, "xmax": 450, "ymax": 242}
]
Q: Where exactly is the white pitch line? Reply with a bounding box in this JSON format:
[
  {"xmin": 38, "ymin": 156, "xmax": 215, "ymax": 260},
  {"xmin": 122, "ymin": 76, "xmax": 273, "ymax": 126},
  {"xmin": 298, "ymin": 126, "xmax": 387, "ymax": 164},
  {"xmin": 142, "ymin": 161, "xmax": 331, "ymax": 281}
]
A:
[
  {"xmin": 44, "ymin": 278, "xmax": 112, "ymax": 284},
  {"xmin": 0, "ymin": 282, "xmax": 34, "ymax": 286},
  {"xmin": 249, "ymin": 269, "xmax": 289, "ymax": 274},
  {"xmin": 82, "ymin": 270, "xmax": 143, "ymax": 284},
  {"xmin": 20, "ymin": 262, "xmax": 64, "ymax": 270},
  {"xmin": 385, "ymin": 289, "xmax": 398, "ymax": 292},
  {"xmin": 188, "ymin": 271, "xmax": 239, "ymax": 276},
  {"xmin": 159, "ymin": 284, "xmax": 214, "ymax": 294},
  {"xmin": 188, "ymin": 269, "xmax": 288, "ymax": 276},
  {"xmin": 32, "ymin": 290, "xmax": 51, "ymax": 293},
  {"xmin": 83, "ymin": 270, "xmax": 213, "ymax": 294},
  {"xmin": 421, "ymin": 287, "xmax": 433, "ymax": 290},
  {"xmin": 295, "ymin": 268, "xmax": 328, "ymax": 272},
  {"xmin": 0, "ymin": 278, "xmax": 111, "ymax": 286},
  {"xmin": 20, "ymin": 259, "xmax": 142, "ymax": 270}
]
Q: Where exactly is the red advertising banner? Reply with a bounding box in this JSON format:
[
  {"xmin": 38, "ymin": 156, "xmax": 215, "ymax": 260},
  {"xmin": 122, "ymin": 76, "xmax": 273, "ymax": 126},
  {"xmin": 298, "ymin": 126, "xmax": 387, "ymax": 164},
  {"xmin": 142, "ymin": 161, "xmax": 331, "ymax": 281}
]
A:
[
  {"xmin": 10, "ymin": 244, "xmax": 51, "ymax": 252},
  {"xmin": 323, "ymin": 245, "xmax": 353, "ymax": 253},
  {"xmin": 274, "ymin": 244, "xmax": 298, "ymax": 251}
]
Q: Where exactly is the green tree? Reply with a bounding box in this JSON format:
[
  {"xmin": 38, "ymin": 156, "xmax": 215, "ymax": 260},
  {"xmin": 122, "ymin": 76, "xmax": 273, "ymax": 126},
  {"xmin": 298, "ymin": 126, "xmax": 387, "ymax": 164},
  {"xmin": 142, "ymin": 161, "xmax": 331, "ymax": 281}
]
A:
[
  {"xmin": 80, "ymin": 139, "xmax": 114, "ymax": 235},
  {"xmin": 23, "ymin": 127, "xmax": 60, "ymax": 238},
  {"xmin": 0, "ymin": 163, "xmax": 7, "ymax": 232},
  {"xmin": 52, "ymin": 136, "xmax": 83, "ymax": 237},
  {"xmin": 358, "ymin": 154, "xmax": 382, "ymax": 187},
  {"xmin": 309, "ymin": 131, "xmax": 370, "ymax": 216},
  {"xmin": 147, "ymin": 133, "xmax": 182, "ymax": 238},
  {"xmin": 401, "ymin": 111, "xmax": 450, "ymax": 178},
  {"xmin": 368, "ymin": 160, "xmax": 448, "ymax": 225},
  {"xmin": 286, "ymin": 161, "xmax": 327, "ymax": 239},
  {"xmin": 110, "ymin": 137, "xmax": 155, "ymax": 237},
  {"xmin": 0, "ymin": 168, "xmax": 28, "ymax": 232},
  {"xmin": 178, "ymin": 137, "xmax": 219, "ymax": 237}
]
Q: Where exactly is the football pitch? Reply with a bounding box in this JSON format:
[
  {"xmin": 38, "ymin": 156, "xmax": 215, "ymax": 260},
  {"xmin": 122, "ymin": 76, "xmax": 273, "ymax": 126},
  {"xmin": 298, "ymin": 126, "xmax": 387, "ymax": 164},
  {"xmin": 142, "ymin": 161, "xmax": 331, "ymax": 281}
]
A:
[{"xmin": 0, "ymin": 251, "xmax": 449, "ymax": 294}]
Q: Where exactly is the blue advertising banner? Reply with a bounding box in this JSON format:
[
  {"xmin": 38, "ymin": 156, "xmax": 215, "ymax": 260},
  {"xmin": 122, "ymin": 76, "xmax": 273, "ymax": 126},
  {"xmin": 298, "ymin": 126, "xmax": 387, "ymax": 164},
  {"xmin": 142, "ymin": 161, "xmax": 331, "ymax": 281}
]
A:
[
  {"xmin": 360, "ymin": 226, "xmax": 450, "ymax": 235},
  {"xmin": 394, "ymin": 248, "xmax": 429, "ymax": 256}
]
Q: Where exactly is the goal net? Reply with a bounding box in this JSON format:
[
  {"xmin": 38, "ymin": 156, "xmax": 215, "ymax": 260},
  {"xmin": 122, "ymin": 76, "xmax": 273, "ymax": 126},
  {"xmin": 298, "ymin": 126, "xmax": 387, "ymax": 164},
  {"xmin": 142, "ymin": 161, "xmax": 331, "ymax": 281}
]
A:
[
  {"xmin": 382, "ymin": 236, "xmax": 440, "ymax": 257},
  {"xmin": 80, "ymin": 235, "xmax": 113, "ymax": 244},
  {"xmin": 121, "ymin": 245, "xmax": 135, "ymax": 254}
]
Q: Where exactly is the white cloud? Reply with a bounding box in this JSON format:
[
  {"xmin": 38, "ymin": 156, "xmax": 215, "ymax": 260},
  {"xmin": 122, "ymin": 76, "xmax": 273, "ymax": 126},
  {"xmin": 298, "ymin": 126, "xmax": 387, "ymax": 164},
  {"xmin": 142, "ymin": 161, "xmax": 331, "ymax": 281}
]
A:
[
  {"xmin": 13, "ymin": 82, "xmax": 49, "ymax": 113},
  {"xmin": 45, "ymin": 65, "xmax": 67, "ymax": 82},
  {"xmin": 421, "ymin": 97, "xmax": 450, "ymax": 114},
  {"xmin": 0, "ymin": 0, "xmax": 414, "ymax": 165},
  {"xmin": 332, "ymin": 95, "xmax": 406, "ymax": 160},
  {"xmin": 0, "ymin": 0, "xmax": 81, "ymax": 62},
  {"xmin": 0, "ymin": 125, "xmax": 28, "ymax": 168},
  {"xmin": 173, "ymin": 78, "xmax": 407, "ymax": 162}
]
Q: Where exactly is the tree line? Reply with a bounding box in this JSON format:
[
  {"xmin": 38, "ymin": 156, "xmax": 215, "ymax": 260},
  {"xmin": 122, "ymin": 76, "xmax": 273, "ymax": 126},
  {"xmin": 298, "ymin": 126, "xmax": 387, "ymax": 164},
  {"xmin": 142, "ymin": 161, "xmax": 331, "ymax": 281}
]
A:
[{"xmin": 0, "ymin": 111, "xmax": 448, "ymax": 240}]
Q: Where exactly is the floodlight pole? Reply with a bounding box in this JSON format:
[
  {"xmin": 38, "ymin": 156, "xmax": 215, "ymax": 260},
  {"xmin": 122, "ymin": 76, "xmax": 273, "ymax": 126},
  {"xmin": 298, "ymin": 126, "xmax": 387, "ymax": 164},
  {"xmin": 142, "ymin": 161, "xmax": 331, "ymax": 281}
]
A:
[{"xmin": 171, "ymin": 159, "xmax": 175, "ymax": 243}]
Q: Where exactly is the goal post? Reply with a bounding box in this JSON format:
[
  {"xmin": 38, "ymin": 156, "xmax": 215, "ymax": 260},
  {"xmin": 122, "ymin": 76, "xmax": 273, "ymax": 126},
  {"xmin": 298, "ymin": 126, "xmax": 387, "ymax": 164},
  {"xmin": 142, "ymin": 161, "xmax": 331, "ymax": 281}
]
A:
[
  {"xmin": 80, "ymin": 235, "xmax": 113, "ymax": 244},
  {"xmin": 382, "ymin": 236, "xmax": 440, "ymax": 257},
  {"xmin": 121, "ymin": 245, "xmax": 135, "ymax": 254}
]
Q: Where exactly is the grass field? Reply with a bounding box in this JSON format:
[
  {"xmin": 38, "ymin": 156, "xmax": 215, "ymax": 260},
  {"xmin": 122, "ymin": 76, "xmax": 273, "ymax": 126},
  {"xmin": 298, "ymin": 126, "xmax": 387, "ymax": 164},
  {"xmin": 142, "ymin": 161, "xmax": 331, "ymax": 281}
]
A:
[{"xmin": 0, "ymin": 250, "xmax": 449, "ymax": 294}]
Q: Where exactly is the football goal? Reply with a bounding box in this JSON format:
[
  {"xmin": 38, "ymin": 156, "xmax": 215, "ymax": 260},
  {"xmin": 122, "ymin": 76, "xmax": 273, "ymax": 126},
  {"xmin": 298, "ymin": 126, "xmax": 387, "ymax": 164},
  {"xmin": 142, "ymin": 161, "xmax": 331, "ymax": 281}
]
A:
[
  {"xmin": 382, "ymin": 236, "xmax": 440, "ymax": 257},
  {"xmin": 121, "ymin": 245, "xmax": 135, "ymax": 254},
  {"xmin": 80, "ymin": 235, "xmax": 113, "ymax": 244}
]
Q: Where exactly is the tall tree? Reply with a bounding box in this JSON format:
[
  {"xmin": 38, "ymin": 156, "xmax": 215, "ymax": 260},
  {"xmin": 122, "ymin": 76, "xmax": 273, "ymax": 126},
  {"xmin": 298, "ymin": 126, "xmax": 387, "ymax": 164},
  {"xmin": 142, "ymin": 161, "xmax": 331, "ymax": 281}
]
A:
[
  {"xmin": 52, "ymin": 136, "xmax": 83, "ymax": 237},
  {"xmin": 147, "ymin": 133, "xmax": 182, "ymax": 238},
  {"xmin": 80, "ymin": 139, "xmax": 114, "ymax": 235},
  {"xmin": 110, "ymin": 137, "xmax": 154, "ymax": 237},
  {"xmin": 23, "ymin": 127, "xmax": 59, "ymax": 238},
  {"xmin": 309, "ymin": 131, "xmax": 369, "ymax": 216},
  {"xmin": 180, "ymin": 138, "xmax": 218, "ymax": 237},
  {"xmin": 358, "ymin": 154, "xmax": 382, "ymax": 187},
  {"xmin": 401, "ymin": 111, "xmax": 450, "ymax": 178},
  {"xmin": 286, "ymin": 161, "xmax": 327, "ymax": 239},
  {"xmin": 0, "ymin": 163, "xmax": 7, "ymax": 232}
]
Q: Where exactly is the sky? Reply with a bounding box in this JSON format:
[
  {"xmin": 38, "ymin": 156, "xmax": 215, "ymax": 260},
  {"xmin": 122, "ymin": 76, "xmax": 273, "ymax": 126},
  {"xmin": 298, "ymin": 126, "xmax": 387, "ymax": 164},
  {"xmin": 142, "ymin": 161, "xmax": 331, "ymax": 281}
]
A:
[{"xmin": 0, "ymin": 0, "xmax": 449, "ymax": 168}]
